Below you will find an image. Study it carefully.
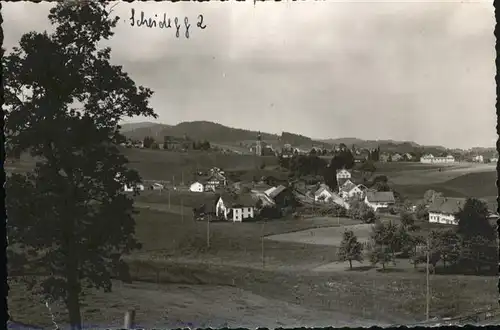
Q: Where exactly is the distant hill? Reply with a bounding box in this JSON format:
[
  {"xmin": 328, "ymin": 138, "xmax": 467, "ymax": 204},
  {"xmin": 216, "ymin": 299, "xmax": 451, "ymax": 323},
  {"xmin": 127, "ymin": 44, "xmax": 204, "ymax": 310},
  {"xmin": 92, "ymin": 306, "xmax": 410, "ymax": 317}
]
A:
[
  {"xmin": 120, "ymin": 121, "xmax": 278, "ymax": 143},
  {"xmin": 120, "ymin": 120, "xmax": 454, "ymax": 152}
]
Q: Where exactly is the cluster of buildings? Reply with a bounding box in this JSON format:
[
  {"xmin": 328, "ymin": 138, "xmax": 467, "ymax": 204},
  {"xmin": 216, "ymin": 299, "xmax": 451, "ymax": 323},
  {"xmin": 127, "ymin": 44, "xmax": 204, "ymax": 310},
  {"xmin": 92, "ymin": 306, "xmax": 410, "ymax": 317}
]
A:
[{"xmin": 304, "ymin": 169, "xmax": 396, "ymax": 212}]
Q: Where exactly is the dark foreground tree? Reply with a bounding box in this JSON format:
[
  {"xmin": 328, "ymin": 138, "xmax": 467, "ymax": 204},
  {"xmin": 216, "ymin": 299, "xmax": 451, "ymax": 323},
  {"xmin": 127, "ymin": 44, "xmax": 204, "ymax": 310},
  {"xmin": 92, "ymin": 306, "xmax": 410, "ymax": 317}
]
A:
[
  {"xmin": 337, "ymin": 230, "xmax": 364, "ymax": 270},
  {"xmin": 4, "ymin": 2, "xmax": 156, "ymax": 329}
]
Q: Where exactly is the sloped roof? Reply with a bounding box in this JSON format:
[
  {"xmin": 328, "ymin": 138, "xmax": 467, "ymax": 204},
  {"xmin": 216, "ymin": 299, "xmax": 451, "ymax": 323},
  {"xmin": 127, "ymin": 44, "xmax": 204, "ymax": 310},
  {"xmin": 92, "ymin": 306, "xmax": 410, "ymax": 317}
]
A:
[
  {"xmin": 220, "ymin": 192, "xmax": 257, "ymax": 208},
  {"xmin": 366, "ymin": 191, "xmax": 395, "ymax": 203},
  {"xmin": 336, "ymin": 169, "xmax": 351, "ymax": 175},
  {"xmin": 340, "ymin": 181, "xmax": 357, "ymax": 193},
  {"xmin": 428, "ymin": 197, "xmax": 466, "ymax": 215},
  {"xmin": 314, "ymin": 184, "xmax": 333, "ymax": 196},
  {"xmin": 268, "ymin": 185, "xmax": 287, "ymax": 199},
  {"xmin": 264, "ymin": 187, "xmax": 276, "ymax": 196}
]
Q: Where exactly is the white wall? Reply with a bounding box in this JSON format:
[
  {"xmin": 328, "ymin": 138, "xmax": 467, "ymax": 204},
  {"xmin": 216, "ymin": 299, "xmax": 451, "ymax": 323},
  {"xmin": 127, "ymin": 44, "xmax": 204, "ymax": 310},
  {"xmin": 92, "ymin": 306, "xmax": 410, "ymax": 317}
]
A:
[
  {"xmin": 429, "ymin": 212, "xmax": 458, "ymax": 225},
  {"xmin": 189, "ymin": 182, "xmax": 204, "ymax": 192},
  {"xmin": 364, "ymin": 196, "xmax": 393, "ymax": 211}
]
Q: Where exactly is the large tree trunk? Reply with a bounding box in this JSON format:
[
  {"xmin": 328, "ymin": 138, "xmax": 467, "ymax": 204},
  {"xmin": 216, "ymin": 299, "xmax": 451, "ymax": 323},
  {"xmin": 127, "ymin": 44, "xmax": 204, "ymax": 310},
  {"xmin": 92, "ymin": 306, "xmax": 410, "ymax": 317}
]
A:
[{"xmin": 66, "ymin": 271, "xmax": 82, "ymax": 330}]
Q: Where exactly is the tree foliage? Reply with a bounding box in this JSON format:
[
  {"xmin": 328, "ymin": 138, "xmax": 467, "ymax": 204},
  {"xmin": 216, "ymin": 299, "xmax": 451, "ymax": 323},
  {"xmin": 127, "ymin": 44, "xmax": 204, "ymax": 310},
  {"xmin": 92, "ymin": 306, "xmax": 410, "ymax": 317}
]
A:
[
  {"xmin": 4, "ymin": 2, "xmax": 156, "ymax": 329},
  {"xmin": 338, "ymin": 230, "xmax": 364, "ymax": 270},
  {"xmin": 455, "ymin": 198, "xmax": 496, "ymax": 273},
  {"xmin": 368, "ymin": 221, "xmax": 399, "ymax": 268},
  {"xmin": 348, "ymin": 199, "xmax": 377, "ymax": 223},
  {"xmin": 143, "ymin": 136, "xmax": 155, "ymax": 148}
]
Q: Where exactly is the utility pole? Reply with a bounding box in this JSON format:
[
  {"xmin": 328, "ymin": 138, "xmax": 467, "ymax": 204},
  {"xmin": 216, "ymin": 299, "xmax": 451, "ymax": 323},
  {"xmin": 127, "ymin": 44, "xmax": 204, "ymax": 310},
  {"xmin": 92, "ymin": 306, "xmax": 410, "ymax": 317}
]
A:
[
  {"xmin": 168, "ymin": 189, "xmax": 171, "ymax": 210},
  {"xmin": 172, "ymin": 175, "xmax": 175, "ymax": 188},
  {"xmin": 207, "ymin": 214, "xmax": 211, "ymax": 249},
  {"xmin": 261, "ymin": 220, "xmax": 265, "ymax": 268},
  {"xmin": 426, "ymin": 236, "xmax": 430, "ymax": 321}
]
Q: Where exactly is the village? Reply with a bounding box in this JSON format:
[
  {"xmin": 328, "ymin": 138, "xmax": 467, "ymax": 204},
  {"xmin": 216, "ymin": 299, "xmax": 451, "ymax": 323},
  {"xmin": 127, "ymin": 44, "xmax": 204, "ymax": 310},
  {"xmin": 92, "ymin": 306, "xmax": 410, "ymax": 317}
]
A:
[{"xmin": 123, "ymin": 132, "xmax": 499, "ymax": 228}]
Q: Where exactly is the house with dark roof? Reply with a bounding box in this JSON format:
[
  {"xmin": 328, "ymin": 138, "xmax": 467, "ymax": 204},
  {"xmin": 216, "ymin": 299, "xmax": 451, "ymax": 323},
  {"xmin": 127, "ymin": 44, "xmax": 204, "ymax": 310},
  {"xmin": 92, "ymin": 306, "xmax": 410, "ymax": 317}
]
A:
[
  {"xmin": 215, "ymin": 192, "xmax": 257, "ymax": 222},
  {"xmin": 364, "ymin": 191, "xmax": 396, "ymax": 211},
  {"xmin": 428, "ymin": 197, "xmax": 466, "ymax": 225},
  {"xmin": 264, "ymin": 185, "xmax": 296, "ymax": 208}
]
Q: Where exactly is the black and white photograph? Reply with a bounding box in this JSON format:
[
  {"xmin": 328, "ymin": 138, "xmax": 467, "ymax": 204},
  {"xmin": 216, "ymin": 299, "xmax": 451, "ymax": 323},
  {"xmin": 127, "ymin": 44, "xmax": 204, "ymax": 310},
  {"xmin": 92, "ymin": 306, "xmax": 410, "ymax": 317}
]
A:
[{"xmin": 3, "ymin": 0, "xmax": 498, "ymax": 329}]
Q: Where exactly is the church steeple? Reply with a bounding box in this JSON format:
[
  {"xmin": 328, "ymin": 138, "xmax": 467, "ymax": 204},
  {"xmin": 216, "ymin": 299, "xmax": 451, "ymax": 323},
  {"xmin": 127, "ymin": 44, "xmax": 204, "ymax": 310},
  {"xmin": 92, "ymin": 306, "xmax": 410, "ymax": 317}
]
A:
[{"xmin": 255, "ymin": 131, "xmax": 262, "ymax": 156}]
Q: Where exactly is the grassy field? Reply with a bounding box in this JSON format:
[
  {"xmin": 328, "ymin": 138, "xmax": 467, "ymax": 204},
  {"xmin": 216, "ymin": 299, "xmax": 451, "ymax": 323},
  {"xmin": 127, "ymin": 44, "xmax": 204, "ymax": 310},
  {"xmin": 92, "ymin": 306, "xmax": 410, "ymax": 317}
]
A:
[
  {"xmin": 121, "ymin": 147, "xmax": 279, "ymax": 181},
  {"xmin": 9, "ymin": 206, "xmax": 498, "ymax": 328},
  {"xmin": 372, "ymin": 162, "xmax": 497, "ymax": 202}
]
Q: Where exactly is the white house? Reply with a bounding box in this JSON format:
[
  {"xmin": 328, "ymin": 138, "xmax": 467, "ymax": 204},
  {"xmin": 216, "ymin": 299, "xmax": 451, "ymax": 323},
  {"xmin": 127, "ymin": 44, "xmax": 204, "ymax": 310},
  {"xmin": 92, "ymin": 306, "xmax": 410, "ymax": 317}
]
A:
[
  {"xmin": 490, "ymin": 157, "xmax": 498, "ymax": 163},
  {"xmin": 336, "ymin": 169, "xmax": 351, "ymax": 180},
  {"xmin": 364, "ymin": 191, "xmax": 396, "ymax": 211},
  {"xmin": 428, "ymin": 197, "xmax": 466, "ymax": 225},
  {"xmin": 215, "ymin": 193, "xmax": 256, "ymax": 222},
  {"xmin": 472, "ymin": 155, "xmax": 484, "ymax": 163},
  {"xmin": 151, "ymin": 183, "xmax": 164, "ymax": 190},
  {"xmin": 340, "ymin": 184, "xmax": 367, "ymax": 200},
  {"xmin": 205, "ymin": 172, "xmax": 227, "ymax": 191},
  {"xmin": 313, "ymin": 185, "xmax": 349, "ymax": 209},
  {"xmin": 314, "ymin": 184, "xmax": 335, "ymax": 202},
  {"xmin": 420, "ymin": 154, "xmax": 455, "ymax": 164},
  {"xmin": 123, "ymin": 184, "xmax": 145, "ymax": 192},
  {"xmin": 189, "ymin": 181, "xmax": 204, "ymax": 193}
]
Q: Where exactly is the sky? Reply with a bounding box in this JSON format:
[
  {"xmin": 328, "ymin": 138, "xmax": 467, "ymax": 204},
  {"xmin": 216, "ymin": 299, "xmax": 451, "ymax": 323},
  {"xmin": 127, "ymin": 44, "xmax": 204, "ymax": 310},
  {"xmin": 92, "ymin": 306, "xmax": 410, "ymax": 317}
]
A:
[{"xmin": 3, "ymin": 0, "xmax": 496, "ymax": 149}]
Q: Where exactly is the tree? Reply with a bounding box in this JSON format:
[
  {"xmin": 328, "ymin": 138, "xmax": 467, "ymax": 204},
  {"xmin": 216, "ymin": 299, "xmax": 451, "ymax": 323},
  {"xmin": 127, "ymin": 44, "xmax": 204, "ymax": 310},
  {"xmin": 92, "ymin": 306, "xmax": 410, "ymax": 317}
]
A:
[
  {"xmin": 369, "ymin": 222, "xmax": 397, "ymax": 268},
  {"xmin": 348, "ymin": 199, "xmax": 377, "ymax": 223},
  {"xmin": 423, "ymin": 190, "xmax": 443, "ymax": 205},
  {"xmin": 4, "ymin": 2, "xmax": 156, "ymax": 329},
  {"xmin": 369, "ymin": 245, "xmax": 394, "ymax": 270},
  {"xmin": 434, "ymin": 230, "xmax": 461, "ymax": 268},
  {"xmin": 415, "ymin": 202, "xmax": 429, "ymax": 221},
  {"xmin": 455, "ymin": 198, "xmax": 496, "ymax": 273},
  {"xmin": 143, "ymin": 136, "xmax": 155, "ymax": 148},
  {"xmin": 456, "ymin": 198, "xmax": 494, "ymax": 241},
  {"xmin": 400, "ymin": 211, "xmax": 415, "ymax": 230},
  {"xmin": 405, "ymin": 234, "xmax": 426, "ymax": 268},
  {"xmin": 337, "ymin": 230, "xmax": 364, "ymax": 270}
]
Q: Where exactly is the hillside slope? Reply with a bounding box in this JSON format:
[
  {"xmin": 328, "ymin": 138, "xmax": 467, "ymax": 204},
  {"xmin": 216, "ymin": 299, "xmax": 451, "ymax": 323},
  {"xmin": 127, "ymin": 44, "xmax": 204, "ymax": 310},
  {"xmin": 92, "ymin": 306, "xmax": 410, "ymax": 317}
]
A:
[{"xmin": 120, "ymin": 121, "xmax": 434, "ymax": 152}]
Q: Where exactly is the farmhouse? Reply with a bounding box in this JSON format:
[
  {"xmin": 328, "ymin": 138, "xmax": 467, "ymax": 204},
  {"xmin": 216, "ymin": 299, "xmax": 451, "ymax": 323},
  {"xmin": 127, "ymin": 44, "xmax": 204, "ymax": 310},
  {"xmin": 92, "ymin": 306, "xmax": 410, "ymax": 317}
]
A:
[
  {"xmin": 420, "ymin": 154, "xmax": 455, "ymax": 164},
  {"xmin": 364, "ymin": 191, "xmax": 395, "ymax": 211},
  {"xmin": 189, "ymin": 181, "xmax": 205, "ymax": 193},
  {"xmin": 336, "ymin": 169, "xmax": 352, "ymax": 186},
  {"xmin": 428, "ymin": 197, "xmax": 466, "ymax": 225},
  {"xmin": 340, "ymin": 183, "xmax": 367, "ymax": 200},
  {"xmin": 215, "ymin": 193, "xmax": 257, "ymax": 222},
  {"xmin": 472, "ymin": 155, "xmax": 484, "ymax": 163},
  {"xmin": 313, "ymin": 184, "xmax": 335, "ymax": 202},
  {"xmin": 151, "ymin": 182, "xmax": 164, "ymax": 190},
  {"xmin": 404, "ymin": 153, "xmax": 413, "ymax": 161},
  {"xmin": 265, "ymin": 185, "xmax": 295, "ymax": 208},
  {"xmin": 391, "ymin": 153, "xmax": 403, "ymax": 162},
  {"xmin": 205, "ymin": 172, "xmax": 227, "ymax": 191},
  {"xmin": 123, "ymin": 183, "xmax": 145, "ymax": 192}
]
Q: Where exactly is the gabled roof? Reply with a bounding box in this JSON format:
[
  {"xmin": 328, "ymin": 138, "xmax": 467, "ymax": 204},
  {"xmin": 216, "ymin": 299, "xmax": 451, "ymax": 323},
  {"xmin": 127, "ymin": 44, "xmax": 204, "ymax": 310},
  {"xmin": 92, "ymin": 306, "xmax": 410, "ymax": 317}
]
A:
[
  {"xmin": 336, "ymin": 169, "xmax": 351, "ymax": 175},
  {"xmin": 340, "ymin": 181, "xmax": 357, "ymax": 193},
  {"xmin": 428, "ymin": 197, "xmax": 466, "ymax": 215},
  {"xmin": 219, "ymin": 192, "xmax": 257, "ymax": 208},
  {"xmin": 365, "ymin": 191, "xmax": 395, "ymax": 203},
  {"xmin": 268, "ymin": 185, "xmax": 287, "ymax": 199},
  {"xmin": 314, "ymin": 184, "xmax": 333, "ymax": 196}
]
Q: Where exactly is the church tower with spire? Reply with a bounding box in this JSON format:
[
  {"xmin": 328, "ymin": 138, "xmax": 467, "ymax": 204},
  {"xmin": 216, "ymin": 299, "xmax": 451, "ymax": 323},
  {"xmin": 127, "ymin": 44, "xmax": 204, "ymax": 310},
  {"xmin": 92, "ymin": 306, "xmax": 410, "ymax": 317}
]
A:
[{"xmin": 255, "ymin": 131, "xmax": 262, "ymax": 156}]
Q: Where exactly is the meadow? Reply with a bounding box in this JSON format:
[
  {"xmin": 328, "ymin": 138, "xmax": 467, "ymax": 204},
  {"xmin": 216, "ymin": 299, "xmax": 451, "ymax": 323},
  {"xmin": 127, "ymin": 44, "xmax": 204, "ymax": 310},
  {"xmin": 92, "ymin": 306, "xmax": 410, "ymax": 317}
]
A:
[{"xmin": 120, "ymin": 147, "xmax": 279, "ymax": 181}]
